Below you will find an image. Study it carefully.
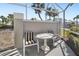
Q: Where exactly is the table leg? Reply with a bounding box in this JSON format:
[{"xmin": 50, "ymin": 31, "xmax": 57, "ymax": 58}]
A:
[
  {"xmin": 37, "ymin": 39, "xmax": 39, "ymax": 53},
  {"xmin": 42, "ymin": 39, "xmax": 50, "ymax": 53}
]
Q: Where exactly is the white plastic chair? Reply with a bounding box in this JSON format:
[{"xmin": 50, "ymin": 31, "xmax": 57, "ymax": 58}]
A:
[{"xmin": 23, "ymin": 31, "xmax": 39, "ymax": 56}]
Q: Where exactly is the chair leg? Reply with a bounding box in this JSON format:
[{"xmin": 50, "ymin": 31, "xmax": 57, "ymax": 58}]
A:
[
  {"xmin": 37, "ymin": 39, "xmax": 39, "ymax": 53},
  {"xmin": 23, "ymin": 46, "xmax": 25, "ymax": 56},
  {"xmin": 52, "ymin": 38, "xmax": 54, "ymax": 47},
  {"xmin": 23, "ymin": 38, "xmax": 25, "ymax": 56}
]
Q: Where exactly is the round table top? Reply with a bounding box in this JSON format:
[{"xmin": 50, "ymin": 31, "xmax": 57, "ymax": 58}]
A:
[{"xmin": 36, "ymin": 33, "xmax": 54, "ymax": 39}]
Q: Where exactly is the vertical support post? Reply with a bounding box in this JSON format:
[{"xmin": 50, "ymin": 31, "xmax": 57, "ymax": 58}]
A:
[
  {"xmin": 25, "ymin": 4, "xmax": 27, "ymax": 20},
  {"xmin": 14, "ymin": 12, "xmax": 24, "ymax": 55},
  {"xmin": 63, "ymin": 11, "xmax": 65, "ymax": 38}
]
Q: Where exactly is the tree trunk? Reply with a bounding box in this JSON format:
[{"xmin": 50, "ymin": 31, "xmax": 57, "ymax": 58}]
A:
[
  {"xmin": 49, "ymin": 16, "xmax": 51, "ymax": 20},
  {"xmin": 76, "ymin": 19, "xmax": 77, "ymax": 31},
  {"xmin": 45, "ymin": 14, "xmax": 47, "ymax": 20},
  {"xmin": 53, "ymin": 16, "xmax": 55, "ymax": 21},
  {"xmin": 38, "ymin": 13, "xmax": 43, "ymax": 21}
]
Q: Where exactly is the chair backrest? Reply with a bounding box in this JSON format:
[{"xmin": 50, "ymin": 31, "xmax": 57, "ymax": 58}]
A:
[{"xmin": 24, "ymin": 31, "xmax": 36, "ymax": 44}]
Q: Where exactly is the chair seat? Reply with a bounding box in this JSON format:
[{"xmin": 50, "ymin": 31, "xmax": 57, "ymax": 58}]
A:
[
  {"xmin": 25, "ymin": 40, "xmax": 36, "ymax": 45},
  {"xmin": 25, "ymin": 43, "xmax": 38, "ymax": 47}
]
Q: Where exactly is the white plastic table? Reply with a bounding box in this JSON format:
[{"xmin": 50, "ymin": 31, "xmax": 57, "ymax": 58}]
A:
[{"xmin": 36, "ymin": 33, "xmax": 53, "ymax": 53}]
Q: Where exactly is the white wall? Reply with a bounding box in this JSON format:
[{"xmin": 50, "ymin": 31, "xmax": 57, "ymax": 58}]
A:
[{"xmin": 23, "ymin": 21, "xmax": 60, "ymax": 34}]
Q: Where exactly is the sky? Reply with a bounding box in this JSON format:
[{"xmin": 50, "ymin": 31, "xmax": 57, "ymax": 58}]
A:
[{"xmin": 0, "ymin": 3, "xmax": 79, "ymax": 21}]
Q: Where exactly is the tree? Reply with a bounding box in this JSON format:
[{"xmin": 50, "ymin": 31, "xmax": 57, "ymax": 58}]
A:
[
  {"xmin": 52, "ymin": 9, "xmax": 58, "ymax": 21},
  {"xmin": 46, "ymin": 7, "xmax": 58, "ymax": 21},
  {"xmin": 61, "ymin": 3, "xmax": 74, "ymax": 37},
  {"xmin": 0, "ymin": 20, "xmax": 2, "ymax": 25},
  {"xmin": 73, "ymin": 15, "xmax": 79, "ymax": 31},
  {"xmin": 46, "ymin": 7, "xmax": 52, "ymax": 20},
  {"xmin": 73, "ymin": 15, "xmax": 79, "ymax": 23},
  {"xmin": 7, "ymin": 14, "xmax": 14, "ymax": 26},
  {"xmin": 31, "ymin": 18, "xmax": 37, "ymax": 21},
  {"xmin": 32, "ymin": 3, "xmax": 45, "ymax": 21},
  {"xmin": 0, "ymin": 16, "xmax": 7, "ymax": 25}
]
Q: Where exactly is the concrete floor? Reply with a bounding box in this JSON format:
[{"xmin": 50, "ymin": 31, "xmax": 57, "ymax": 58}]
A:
[
  {"xmin": 46, "ymin": 40, "xmax": 76, "ymax": 56},
  {"xmin": 0, "ymin": 39, "xmax": 76, "ymax": 56}
]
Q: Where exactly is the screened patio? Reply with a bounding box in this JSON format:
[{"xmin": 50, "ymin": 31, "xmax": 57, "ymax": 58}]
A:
[{"xmin": 0, "ymin": 3, "xmax": 76, "ymax": 56}]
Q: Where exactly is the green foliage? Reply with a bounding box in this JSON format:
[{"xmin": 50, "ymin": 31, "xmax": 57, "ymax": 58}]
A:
[
  {"xmin": 0, "ymin": 16, "xmax": 7, "ymax": 24},
  {"xmin": 32, "ymin": 3, "xmax": 45, "ymax": 21},
  {"xmin": 64, "ymin": 30, "xmax": 70, "ymax": 38},
  {"xmin": 7, "ymin": 14, "xmax": 14, "ymax": 26},
  {"xmin": 46, "ymin": 7, "xmax": 58, "ymax": 21},
  {"xmin": 59, "ymin": 28, "xmax": 70, "ymax": 38},
  {"xmin": 0, "ymin": 25, "xmax": 13, "ymax": 30},
  {"xmin": 68, "ymin": 22, "xmax": 75, "ymax": 28},
  {"xmin": 73, "ymin": 15, "xmax": 79, "ymax": 20},
  {"xmin": 60, "ymin": 28, "xmax": 79, "ymax": 55},
  {"xmin": 46, "ymin": 7, "xmax": 52, "ymax": 17},
  {"xmin": 67, "ymin": 21, "xmax": 79, "ymax": 32},
  {"xmin": 0, "ymin": 20, "xmax": 2, "ymax": 24},
  {"xmin": 46, "ymin": 7, "xmax": 58, "ymax": 17},
  {"xmin": 0, "ymin": 14, "xmax": 14, "ymax": 29},
  {"xmin": 32, "ymin": 3, "xmax": 45, "ymax": 9},
  {"xmin": 70, "ymin": 26, "xmax": 79, "ymax": 32},
  {"xmin": 68, "ymin": 34, "xmax": 79, "ymax": 55},
  {"xmin": 70, "ymin": 26, "xmax": 77, "ymax": 31},
  {"xmin": 72, "ymin": 15, "xmax": 79, "ymax": 32},
  {"xmin": 31, "ymin": 18, "xmax": 37, "ymax": 21}
]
